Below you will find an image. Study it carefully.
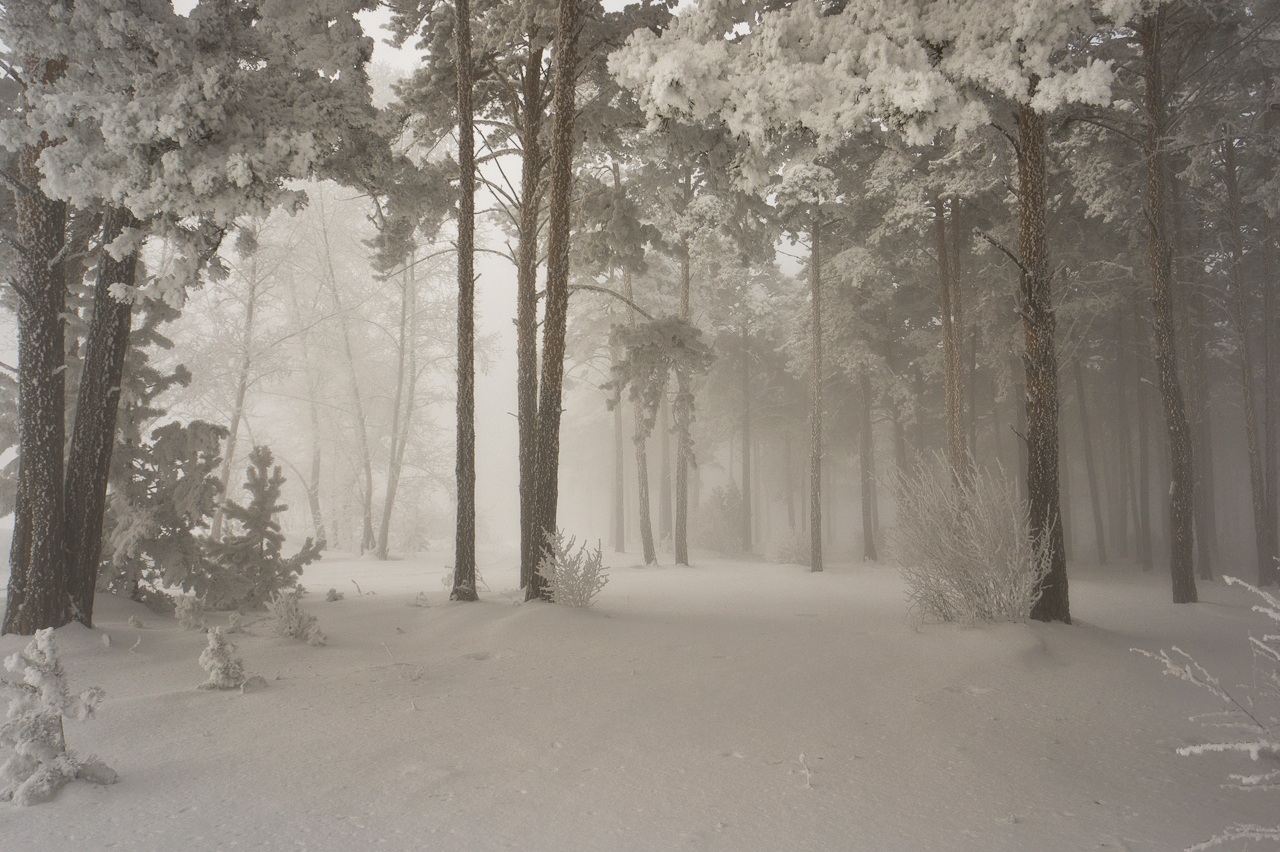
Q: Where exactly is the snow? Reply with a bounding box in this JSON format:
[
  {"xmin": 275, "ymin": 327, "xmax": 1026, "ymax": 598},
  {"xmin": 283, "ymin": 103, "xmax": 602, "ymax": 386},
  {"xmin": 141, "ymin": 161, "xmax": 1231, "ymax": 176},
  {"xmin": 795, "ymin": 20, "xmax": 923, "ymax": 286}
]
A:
[{"xmin": 1, "ymin": 549, "xmax": 1274, "ymax": 850}]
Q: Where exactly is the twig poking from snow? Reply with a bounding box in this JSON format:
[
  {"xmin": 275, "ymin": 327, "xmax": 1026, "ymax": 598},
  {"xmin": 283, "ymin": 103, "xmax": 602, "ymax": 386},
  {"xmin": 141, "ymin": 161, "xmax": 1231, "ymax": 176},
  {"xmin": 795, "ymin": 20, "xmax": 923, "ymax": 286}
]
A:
[
  {"xmin": 797, "ymin": 753, "xmax": 813, "ymax": 789},
  {"xmin": 351, "ymin": 579, "xmax": 363, "ymax": 596},
  {"xmin": 129, "ymin": 637, "xmax": 141, "ymax": 655}
]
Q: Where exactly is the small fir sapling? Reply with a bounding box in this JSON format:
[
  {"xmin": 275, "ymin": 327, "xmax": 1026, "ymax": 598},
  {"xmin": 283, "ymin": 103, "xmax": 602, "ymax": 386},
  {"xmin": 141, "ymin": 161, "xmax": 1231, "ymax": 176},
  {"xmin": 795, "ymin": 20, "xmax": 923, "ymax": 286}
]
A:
[
  {"xmin": 265, "ymin": 591, "xmax": 326, "ymax": 646},
  {"xmin": 174, "ymin": 596, "xmax": 206, "ymax": 631},
  {"xmin": 1137, "ymin": 576, "xmax": 1280, "ymax": 851},
  {"xmin": 0, "ymin": 629, "xmax": 118, "ymax": 806},
  {"xmin": 225, "ymin": 612, "xmax": 244, "ymax": 634},
  {"xmin": 201, "ymin": 446, "xmax": 323, "ymax": 610},
  {"xmin": 197, "ymin": 628, "xmax": 246, "ymax": 690},
  {"xmin": 536, "ymin": 530, "xmax": 609, "ymax": 608}
]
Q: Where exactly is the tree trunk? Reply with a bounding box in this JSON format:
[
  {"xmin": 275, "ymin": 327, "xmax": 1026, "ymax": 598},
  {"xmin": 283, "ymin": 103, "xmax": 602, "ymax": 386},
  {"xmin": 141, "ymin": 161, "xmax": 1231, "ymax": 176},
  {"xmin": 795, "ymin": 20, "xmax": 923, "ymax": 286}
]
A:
[
  {"xmin": 741, "ymin": 322, "xmax": 752, "ymax": 554},
  {"xmin": 1073, "ymin": 358, "xmax": 1107, "ymax": 565},
  {"xmin": 64, "ymin": 207, "xmax": 139, "ymax": 626},
  {"xmin": 624, "ymin": 267, "xmax": 657, "ymax": 565},
  {"xmin": 809, "ymin": 216, "xmax": 824, "ymax": 573},
  {"xmin": 674, "ymin": 242, "xmax": 692, "ymax": 565},
  {"xmin": 451, "ymin": 0, "xmax": 479, "ymax": 601},
  {"xmin": 859, "ymin": 367, "xmax": 877, "ymax": 561},
  {"xmin": 1223, "ymin": 130, "xmax": 1273, "ymax": 586},
  {"xmin": 379, "ymin": 262, "xmax": 416, "ymax": 561},
  {"xmin": 4, "ymin": 92, "xmax": 70, "ymax": 635},
  {"xmin": 527, "ymin": 0, "xmax": 582, "ymax": 601},
  {"xmin": 515, "ymin": 25, "xmax": 546, "ymax": 590},
  {"xmin": 210, "ymin": 245, "xmax": 259, "ymax": 542},
  {"xmin": 1131, "ymin": 297, "xmax": 1154, "ymax": 570},
  {"xmin": 1018, "ymin": 101, "xmax": 1070, "ymax": 624},
  {"xmin": 612, "ymin": 367, "xmax": 626, "ymax": 553},
  {"xmin": 1138, "ymin": 12, "xmax": 1198, "ymax": 602},
  {"xmin": 935, "ymin": 198, "xmax": 966, "ymax": 480},
  {"xmin": 658, "ymin": 392, "xmax": 672, "ymax": 545},
  {"xmin": 1265, "ymin": 216, "xmax": 1279, "ymax": 571}
]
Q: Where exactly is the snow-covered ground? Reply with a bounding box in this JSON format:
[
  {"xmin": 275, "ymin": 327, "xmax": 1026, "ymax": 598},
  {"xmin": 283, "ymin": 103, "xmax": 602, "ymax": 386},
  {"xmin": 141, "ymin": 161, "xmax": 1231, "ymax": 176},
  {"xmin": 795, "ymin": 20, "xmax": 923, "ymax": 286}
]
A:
[{"xmin": 2, "ymin": 549, "xmax": 1275, "ymax": 851}]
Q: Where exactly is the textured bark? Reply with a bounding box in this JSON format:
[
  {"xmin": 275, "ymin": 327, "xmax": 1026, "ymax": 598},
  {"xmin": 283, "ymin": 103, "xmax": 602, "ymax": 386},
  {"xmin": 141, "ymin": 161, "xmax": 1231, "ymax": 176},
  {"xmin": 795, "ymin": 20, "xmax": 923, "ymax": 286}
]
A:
[
  {"xmin": 516, "ymin": 23, "xmax": 546, "ymax": 590},
  {"xmin": 1017, "ymin": 102, "xmax": 1069, "ymax": 624},
  {"xmin": 527, "ymin": 0, "xmax": 582, "ymax": 601},
  {"xmin": 1130, "ymin": 298, "xmax": 1154, "ymax": 570},
  {"xmin": 1223, "ymin": 130, "xmax": 1273, "ymax": 587},
  {"xmin": 859, "ymin": 368, "xmax": 877, "ymax": 562},
  {"xmin": 809, "ymin": 217, "xmax": 824, "ymax": 573},
  {"xmin": 4, "ymin": 87, "xmax": 70, "ymax": 634},
  {"xmin": 740, "ymin": 322, "xmax": 752, "ymax": 554},
  {"xmin": 65, "ymin": 207, "xmax": 139, "ymax": 626},
  {"xmin": 452, "ymin": 0, "xmax": 478, "ymax": 601},
  {"xmin": 1139, "ymin": 12, "xmax": 1197, "ymax": 602},
  {"xmin": 1265, "ymin": 217, "xmax": 1279, "ymax": 570},
  {"xmin": 1073, "ymin": 359, "xmax": 1107, "ymax": 565},
  {"xmin": 674, "ymin": 241, "xmax": 692, "ymax": 566}
]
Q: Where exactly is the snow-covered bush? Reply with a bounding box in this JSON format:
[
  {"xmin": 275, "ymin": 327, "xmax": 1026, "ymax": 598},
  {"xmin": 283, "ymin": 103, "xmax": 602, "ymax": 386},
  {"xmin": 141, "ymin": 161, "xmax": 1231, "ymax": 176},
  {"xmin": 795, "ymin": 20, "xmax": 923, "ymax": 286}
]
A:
[
  {"xmin": 1137, "ymin": 577, "xmax": 1280, "ymax": 850},
  {"xmin": 889, "ymin": 457, "xmax": 1049, "ymax": 624},
  {"xmin": 197, "ymin": 628, "xmax": 247, "ymax": 690},
  {"xmin": 265, "ymin": 591, "xmax": 326, "ymax": 646},
  {"xmin": 768, "ymin": 526, "xmax": 810, "ymax": 567},
  {"xmin": 0, "ymin": 630, "xmax": 118, "ymax": 805},
  {"xmin": 536, "ymin": 530, "xmax": 609, "ymax": 609},
  {"xmin": 174, "ymin": 596, "xmax": 206, "ymax": 631}
]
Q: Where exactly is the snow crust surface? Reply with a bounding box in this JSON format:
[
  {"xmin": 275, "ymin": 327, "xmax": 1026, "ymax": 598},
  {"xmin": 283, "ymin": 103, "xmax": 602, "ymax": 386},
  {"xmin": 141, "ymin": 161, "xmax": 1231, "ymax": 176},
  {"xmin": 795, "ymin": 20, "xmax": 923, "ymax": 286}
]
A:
[{"xmin": 1, "ymin": 550, "xmax": 1273, "ymax": 851}]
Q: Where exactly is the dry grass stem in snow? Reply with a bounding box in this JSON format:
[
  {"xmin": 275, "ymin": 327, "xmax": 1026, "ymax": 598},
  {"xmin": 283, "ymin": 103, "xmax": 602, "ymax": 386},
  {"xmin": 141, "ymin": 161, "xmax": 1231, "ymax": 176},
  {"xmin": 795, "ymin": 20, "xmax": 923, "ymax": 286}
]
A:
[{"xmin": 890, "ymin": 457, "xmax": 1049, "ymax": 624}]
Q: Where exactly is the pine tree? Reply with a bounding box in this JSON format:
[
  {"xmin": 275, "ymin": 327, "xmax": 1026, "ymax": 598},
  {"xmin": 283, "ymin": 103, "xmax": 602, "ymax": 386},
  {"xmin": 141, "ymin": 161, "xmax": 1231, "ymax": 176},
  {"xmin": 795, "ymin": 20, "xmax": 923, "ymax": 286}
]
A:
[{"xmin": 201, "ymin": 446, "xmax": 322, "ymax": 610}]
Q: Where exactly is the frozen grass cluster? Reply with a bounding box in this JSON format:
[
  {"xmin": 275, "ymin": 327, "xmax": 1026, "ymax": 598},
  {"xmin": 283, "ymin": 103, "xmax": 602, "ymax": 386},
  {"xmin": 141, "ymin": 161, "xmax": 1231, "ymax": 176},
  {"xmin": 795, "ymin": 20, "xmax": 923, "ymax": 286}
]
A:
[
  {"xmin": 174, "ymin": 596, "xmax": 206, "ymax": 631},
  {"xmin": 197, "ymin": 628, "xmax": 246, "ymax": 690},
  {"xmin": 890, "ymin": 457, "xmax": 1049, "ymax": 624},
  {"xmin": 0, "ymin": 629, "xmax": 117, "ymax": 805},
  {"xmin": 1137, "ymin": 576, "xmax": 1280, "ymax": 851},
  {"xmin": 265, "ymin": 590, "xmax": 326, "ymax": 646},
  {"xmin": 537, "ymin": 530, "xmax": 609, "ymax": 609}
]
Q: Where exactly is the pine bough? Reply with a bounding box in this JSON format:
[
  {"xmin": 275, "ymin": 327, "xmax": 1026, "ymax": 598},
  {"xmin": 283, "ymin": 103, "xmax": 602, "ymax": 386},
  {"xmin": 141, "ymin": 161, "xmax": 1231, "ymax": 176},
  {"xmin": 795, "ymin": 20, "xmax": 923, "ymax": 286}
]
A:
[
  {"xmin": 0, "ymin": 630, "xmax": 117, "ymax": 805},
  {"xmin": 890, "ymin": 457, "xmax": 1050, "ymax": 624},
  {"xmin": 1136, "ymin": 576, "xmax": 1280, "ymax": 850},
  {"xmin": 536, "ymin": 530, "xmax": 609, "ymax": 609}
]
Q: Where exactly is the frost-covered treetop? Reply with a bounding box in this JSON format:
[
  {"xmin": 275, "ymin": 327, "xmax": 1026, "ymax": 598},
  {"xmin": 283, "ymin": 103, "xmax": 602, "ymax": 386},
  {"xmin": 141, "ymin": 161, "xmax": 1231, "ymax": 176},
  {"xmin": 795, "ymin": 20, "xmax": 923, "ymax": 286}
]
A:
[
  {"xmin": 611, "ymin": 0, "xmax": 1156, "ymax": 184},
  {"xmin": 1, "ymin": 0, "xmax": 378, "ymax": 226}
]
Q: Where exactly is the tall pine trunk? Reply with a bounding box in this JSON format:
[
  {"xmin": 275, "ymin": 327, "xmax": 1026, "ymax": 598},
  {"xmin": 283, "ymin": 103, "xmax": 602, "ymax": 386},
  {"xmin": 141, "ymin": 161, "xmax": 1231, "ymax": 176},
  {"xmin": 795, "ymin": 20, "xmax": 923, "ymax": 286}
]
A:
[
  {"xmin": 741, "ymin": 322, "xmax": 752, "ymax": 554},
  {"xmin": 624, "ymin": 267, "xmax": 657, "ymax": 565},
  {"xmin": 211, "ymin": 247, "xmax": 260, "ymax": 542},
  {"xmin": 452, "ymin": 0, "xmax": 478, "ymax": 600},
  {"xmin": 674, "ymin": 243, "xmax": 692, "ymax": 565},
  {"xmin": 4, "ymin": 81, "xmax": 70, "ymax": 634},
  {"xmin": 379, "ymin": 263, "xmax": 417, "ymax": 561},
  {"xmin": 809, "ymin": 216, "xmax": 824, "ymax": 573},
  {"xmin": 1018, "ymin": 101, "xmax": 1069, "ymax": 623},
  {"xmin": 516, "ymin": 25, "xmax": 545, "ymax": 590},
  {"xmin": 1139, "ymin": 12, "xmax": 1197, "ymax": 602},
  {"xmin": 65, "ymin": 206, "xmax": 139, "ymax": 625},
  {"xmin": 859, "ymin": 367, "xmax": 877, "ymax": 561},
  {"xmin": 527, "ymin": 0, "xmax": 582, "ymax": 600},
  {"xmin": 1073, "ymin": 358, "xmax": 1107, "ymax": 565},
  {"xmin": 935, "ymin": 198, "xmax": 966, "ymax": 480},
  {"xmin": 1222, "ymin": 131, "xmax": 1273, "ymax": 587},
  {"xmin": 1130, "ymin": 297, "xmax": 1154, "ymax": 570}
]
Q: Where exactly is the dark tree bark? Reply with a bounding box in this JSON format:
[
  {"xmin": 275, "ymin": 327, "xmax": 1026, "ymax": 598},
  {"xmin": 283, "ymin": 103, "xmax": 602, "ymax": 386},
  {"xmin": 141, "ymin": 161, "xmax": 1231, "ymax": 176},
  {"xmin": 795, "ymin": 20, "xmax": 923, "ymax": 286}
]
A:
[
  {"xmin": 380, "ymin": 262, "xmax": 417, "ymax": 561},
  {"xmin": 4, "ymin": 74, "xmax": 70, "ymax": 634},
  {"xmin": 1130, "ymin": 296, "xmax": 1154, "ymax": 570},
  {"xmin": 527, "ymin": 0, "xmax": 583, "ymax": 601},
  {"xmin": 809, "ymin": 215, "xmax": 824, "ymax": 573},
  {"xmin": 658, "ymin": 392, "xmax": 672, "ymax": 545},
  {"xmin": 612, "ymin": 366, "xmax": 626, "ymax": 553},
  {"xmin": 935, "ymin": 198, "xmax": 966, "ymax": 481},
  {"xmin": 452, "ymin": 0, "xmax": 479, "ymax": 601},
  {"xmin": 859, "ymin": 367, "xmax": 877, "ymax": 562},
  {"xmin": 1138, "ymin": 12, "xmax": 1198, "ymax": 602},
  {"xmin": 516, "ymin": 22, "xmax": 546, "ymax": 590},
  {"xmin": 1017, "ymin": 101, "xmax": 1069, "ymax": 624},
  {"xmin": 1073, "ymin": 358, "xmax": 1107, "ymax": 565},
  {"xmin": 1222, "ymin": 130, "xmax": 1273, "ymax": 587},
  {"xmin": 210, "ymin": 249, "xmax": 258, "ymax": 543},
  {"xmin": 740, "ymin": 322, "xmax": 752, "ymax": 554},
  {"xmin": 674, "ymin": 238, "xmax": 692, "ymax": 565},
  {"xmin": 65, "ymin": 206, "xmax": 140, "ymax": 625},
  {"xmin": 1264, "ymin": 217, "xmax": 1279, "ymax": 570}
]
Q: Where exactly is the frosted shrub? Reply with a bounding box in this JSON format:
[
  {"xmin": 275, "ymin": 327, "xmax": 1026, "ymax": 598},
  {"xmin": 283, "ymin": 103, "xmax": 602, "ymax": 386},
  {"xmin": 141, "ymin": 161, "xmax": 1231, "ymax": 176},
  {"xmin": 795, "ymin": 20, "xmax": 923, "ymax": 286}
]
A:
[
  {"xmin": 174, "ymin": 596, "xmax": 206, "ymax": 631},
  {"xmin": 265, "ymin": 591, "xmax": 326, "ymax": 646},
  {"xmin": 197, "ymin": 628, "xmax": 246, "ymax": 690},
  {"xmin": 890, "ymin": 457, "xmax": 1049, "ymax": 624},
  {"xmin": 0, "ymin": 630, "xmax": 118, "ymax": 805},
  {"xmin": 536, "ymin": 530, "xmax": 609, "ymax": 609},
  {"xmin": 768, "ymin": 526, "xmax": 810, "ymax": 567},
  {"xmin": 1137, "ymin": 577, "xmax": 1280, "ymax": 850}
]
